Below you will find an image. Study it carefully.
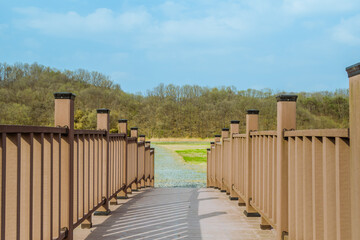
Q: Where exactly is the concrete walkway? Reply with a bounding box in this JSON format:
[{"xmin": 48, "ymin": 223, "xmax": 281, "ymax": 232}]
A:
[{"xmin": 74, "ymin": 188, "xmax": 276, "ymax": 240}]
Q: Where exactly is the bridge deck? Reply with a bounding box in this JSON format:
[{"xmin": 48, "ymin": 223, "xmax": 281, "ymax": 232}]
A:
[{"xmin": 74, "ymin": 188, "xmax": 276, "ymax": 240}]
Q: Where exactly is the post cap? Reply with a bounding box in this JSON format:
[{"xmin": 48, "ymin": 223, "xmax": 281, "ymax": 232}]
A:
[
  {"xmin": 54, "ymin": 92, "xmax": 76, "ymax": 100},
  {"xmin": 247, "ymin": 109, "xmax": 259, "ymax": 114},
  {"xmin": 130, "ymin": 127, "xmax": 138, "ymax": 130},
  {"xmin": 207, "ymin": 148, "xmax": 211, "ymax": 151},
  {"xmin": 215, "ymin": 135, "xmax": 221, "ymax": 137},
  {"xmin": 222, "ymin": 128, "xmax": 229, "ymax": 131},
  {"xmin": 118, "ymin": 119, "xmax": 127, "ymax": 123},
  {"xmin": 346, "ymin": 62, "xmax": 360, "ymax": 78},
  {"xmin": 97, "ymin": 108, "xmax": 110, "ymax": 114},
  {"xmin": 210, "ymin": 142, "xmax": 215, "ymax": 144},
  {"xmin": 276, "ymin": 95, "xmax": 298, "ymax": 102},
  {"xmin": 231, "ymin": 120, "xmax": 240, "ymax": 124},
  {"xmin": 139, "ymin": 134, "xmax": 145, "ymax": 137}
]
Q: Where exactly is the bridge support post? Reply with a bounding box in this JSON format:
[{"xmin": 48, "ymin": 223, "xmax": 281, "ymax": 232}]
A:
[
  {"xmin": 54, "ymin": 92, "xmax": 76, "ymax": 240},
  {"xmin": 94, "ymin": 109, "xmax": 113, "ymax": 212},
  {"xmin": 130, "ymin": 128, "xmax": 139, "ymax": 191},
  {"xmin": 243, "ymin": 110, "xmax": 260, "ymax": 217},
  {"xmin": 229, "ymin": 120, "xmax": 240, "ymax": 201},
  {"xmin": 347, "ymin": 63, "xmax": 360, "ymax": 240},
  {"xmin": 275, "ymin": 95, "xmax": 297, "ymax": 240},
  {"xmin": 117, "ymin": 120, "xmax": 128, "ymax": 199}
]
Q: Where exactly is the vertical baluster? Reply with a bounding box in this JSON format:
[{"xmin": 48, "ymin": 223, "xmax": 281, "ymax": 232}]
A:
[
  {"xmin": 272, "ymin": 135, "xmax": 277, "ymax": 225},
  {"xmin": 295, "ymin": 136, "xmax": 304, "ymax": 239},
  {"xmin": 16, "ymin": 133, "xmax": 21, "ymax": 240},
  {"xmin": 288, "ymin": 137, "xmax": 296, "ymax": 239},
  {"xmin": 303, "ymin": 136, "xmax": 313, "ymax": 239},
  {"xmin": 20, "ymin": 133, "xmax": 31, "ymax": 240},
  {"xmin": 335, "ymin": 137, "xmax": 350, "ymax": 240},
  {"xmin": 323, "ymin": 137, "xmax": 336, "ymax": 240},
  {"xmin": 268, "ymin": 136, "xmax": 273, "ymax": 220},
  {"xmin": 51, "ymin": 134, "xmax": 59, "ymax": 238},
  {"xmin": 312, "ymin": 136, "xmax": 324, "ymax": 240}
]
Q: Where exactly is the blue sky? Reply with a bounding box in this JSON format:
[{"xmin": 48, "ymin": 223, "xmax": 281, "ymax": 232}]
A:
[{"xmin": 1, "ymin": 0, "xmax": 360, "ymax": 93}]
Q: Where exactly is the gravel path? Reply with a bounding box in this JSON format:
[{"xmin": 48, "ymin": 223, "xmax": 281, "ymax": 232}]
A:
[{"xmin": 152, "ymin": 145, "xmax": 206, "ymax": 188}]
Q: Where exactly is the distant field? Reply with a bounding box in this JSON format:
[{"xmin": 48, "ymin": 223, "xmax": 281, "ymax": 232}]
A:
[
  {"xmin": 175, "ymin": 149, "xmax": 207, "ymax": 163},
  {"xmin": 153, "ymin": 141, "xmax": 210, "ymax": 165},
  {"xmin": 149, "ymin": 138, "xmax": 212, "ymax": 142},
  {"xmin": 151, "ymin": 141, "xmax": 209, "ymax": 145}
]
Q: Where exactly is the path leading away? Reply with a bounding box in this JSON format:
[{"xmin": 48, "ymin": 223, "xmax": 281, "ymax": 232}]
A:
[
  {"xmin": 74, "ymin": 188, "xmax": 276, "ymax": 240},
  {"xmin": 153, "ymin": 144, "xmax": 207, "ymax": 188}
]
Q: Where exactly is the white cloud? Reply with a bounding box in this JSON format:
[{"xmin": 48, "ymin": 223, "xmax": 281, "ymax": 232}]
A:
[
  {"xmin": 282, "ymin": 0, "xmax": 358, "ymax": 15},
  {"xmin": 332, "ymin": 14, "xmax": 360, "ymax": 45},
  {"xmin": 14, "ymin": 7, "xmax": 151, "ymax": 36},
  {"xmin": 14, "ymin": 0, "xmax": 359, "ymax": 48},
  {"xmin": 13, "ymin": 2, "xmax": 287, "ymax": 45}
]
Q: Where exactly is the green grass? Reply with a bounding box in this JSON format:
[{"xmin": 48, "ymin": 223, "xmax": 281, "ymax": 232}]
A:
[
  {"xmin": 175, "ymin": 149, "xmax": 207, "ymax": 163},
  {"xmin": 152, "ymin": 141, "xmax": 209, "ymax": 145}
]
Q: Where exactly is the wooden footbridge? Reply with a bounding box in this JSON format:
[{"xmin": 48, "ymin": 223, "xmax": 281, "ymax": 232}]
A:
[{"xmin": 0, "ymin": 63, "xmax": 360, "ymax": 240}]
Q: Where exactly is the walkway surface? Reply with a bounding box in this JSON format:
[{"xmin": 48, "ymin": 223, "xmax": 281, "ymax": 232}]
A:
[{"xmin": 74, "ymin": 188, "xmax": 276, "ymax": 240}]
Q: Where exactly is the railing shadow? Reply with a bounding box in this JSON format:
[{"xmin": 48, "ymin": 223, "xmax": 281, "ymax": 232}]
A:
[{"xmin": 83, "ymin": 188, "xmax": 226, "ymax": 239}]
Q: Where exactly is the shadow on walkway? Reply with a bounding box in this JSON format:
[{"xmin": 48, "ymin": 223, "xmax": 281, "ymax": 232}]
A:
[{"xmin": 74, "ymin": 188, "xmax": 276, "ymax": 240}]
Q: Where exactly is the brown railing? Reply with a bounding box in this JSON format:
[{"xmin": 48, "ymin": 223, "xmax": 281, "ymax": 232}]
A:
[
  {"xmin": 0, "ymin": 93, "xmax": 155, "ymax": 240},
  {"xmin": 137, "ymin": 137, "xmax": 145, "ymax": 188},
  {"xmin": 207, "ymin": 62, "xmax": 360, "ymax": 240},
  {"xmin": 149, "ymin": 148, "xmax": 154, "ymax": 187}
]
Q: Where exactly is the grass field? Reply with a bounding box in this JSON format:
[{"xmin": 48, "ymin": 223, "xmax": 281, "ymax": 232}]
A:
[
  {"xmin": 175, "ymin": 149, "xmax": 207, "ymax": 163},
  {"xmin": 152, "ymin": 141, "xmax": 210, "ymax": 165}
]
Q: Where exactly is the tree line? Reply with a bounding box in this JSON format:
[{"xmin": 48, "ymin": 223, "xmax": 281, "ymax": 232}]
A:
[{"xmin": 0, "ymin": 62, "xmax": 349, "ymax": 138}]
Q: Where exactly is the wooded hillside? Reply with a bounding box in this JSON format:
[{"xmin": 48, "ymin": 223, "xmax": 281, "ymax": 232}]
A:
[{"xmin": 0, "ymin": 63, "xmax": 349, "ymax": 138}]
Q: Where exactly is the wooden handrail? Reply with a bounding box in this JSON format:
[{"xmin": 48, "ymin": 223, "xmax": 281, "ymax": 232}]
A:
[{"xmin": 0, "ymin": 93, "xmax": 155, "ymax": 240}]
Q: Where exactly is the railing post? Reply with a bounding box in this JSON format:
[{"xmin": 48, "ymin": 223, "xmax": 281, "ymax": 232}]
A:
[
  {"xmin": 54, "ymin": 92, "xmax": 75, "ymax": 239},
  {"xmin": 347, "ymin": 63, "xmax": 360, "ymax": 240},
  {"xmin": 244, "ymin": 109, "xmax": 260, "ymax": 217},
  {"xmin": 138, "ymin": 135, "xmax": 145, "ymax": 188},
  {"xmin": 210, "ymin": 141, "xmax": 215, "ymax": 188},
  {"xmin": 94, "ymin": 109, "xmax": 111, "ymax": 215},
  {"xmin": 117, "ymin": 119, "xmax": 128, "ymax": 199},
  {"xmin": 275, "ymin": 95, "xmax": 297, "ymax": 240},
  {"xmin": 130, "ymin": 127, "xmax": 138, "ymax": 191},
  {"xmin": 229, "ymin": 120, "xmax": 240, "ymax": 201},
  {"xmin": 145, "ymin": 141, "xmax": 151, "ymax": 187},
  {"xmin": 214, "ymin": 135, "xmax": 221, "ymax": 189},
  {"xmin": 150, "ymin": 147, "xmax": 155, "ymax": 187},
  {"xmin": 221, "ymin": 128, "xmax": 229, "ymax": 193},
  {"xmin": 207, "ymin": 148, "xmax": 211, "ymax": 187}
]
